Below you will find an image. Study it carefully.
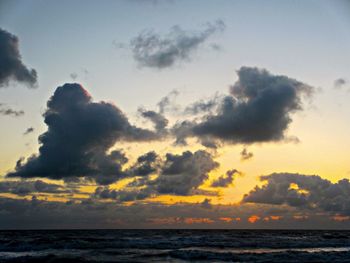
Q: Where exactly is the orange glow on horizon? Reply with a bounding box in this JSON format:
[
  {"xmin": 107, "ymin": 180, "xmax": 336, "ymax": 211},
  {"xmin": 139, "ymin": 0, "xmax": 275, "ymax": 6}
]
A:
[
  {"xmin": 248, "ymin": 215, "xmax": 260, "ymax": 223},
  {"xmin": 332, "ymin": 215, "xmax": 350, "ymax": 222},
  {"xmin": 184, "ymin": 217, "xmax": 214, "ymax": 224}
]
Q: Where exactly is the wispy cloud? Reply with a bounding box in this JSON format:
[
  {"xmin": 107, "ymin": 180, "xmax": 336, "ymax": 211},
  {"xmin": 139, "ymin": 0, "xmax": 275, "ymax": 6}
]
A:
[
  {"xmin": 0, "ymin": 103, "xmax": 24, "ymax": 117},
  {"xmin": 127, "ymin": 20, "xmax": 225, "ymax": 69}
]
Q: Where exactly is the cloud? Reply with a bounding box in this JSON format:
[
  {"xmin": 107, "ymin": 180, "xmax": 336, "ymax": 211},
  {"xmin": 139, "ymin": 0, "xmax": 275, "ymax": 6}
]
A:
[
  {"xmin": 129, "ymin": 20, "xmax": 225, "ymax": 69},
  {"xmin": 171, "ymin": 121, "xmax": 195, "ymax": 146},
  {"xmin": 1, "ymin": 195, "xmax": 350, "ymax": 229},
  {"xmin": 157, "ymin": 89, "xmax": 179, "ymax": 114},
  {"xmin": 210, "ymin": 43, "xmax": 222, "ymax": 51},
  {"xmin": 200, "ymin": 198, "xmax": 212, "ymax": 209},
  {"xmin": 0, "ymin": 103, "xmax": 24, "ymax": 117},
  {"xmin": 127, "ymin": 151, "xmax": 160, "ymax": 176},
  {"xmin": 6, "ymin": 83, "xmax": 159, "ymax": 184},
  {"xmin": 0, "ymin": 180, "xmax": 69, "ymax": 196},
  {"xmin": 70, "ymin": 73, "xmax": 78, "ymax": 80},
  {"xmin": 138, "ymin": 108, "xmax": 168, "ymax": 133},
  {"xmin": 240, "ymin": 148, "xmax": 253, "ymax": 161},
  {"xmin": 334, "ymin": 78, "xmax": 347, "ymax": 89},
  {"xmin": 23, "ymin": 127, "xmax": 34, "ymax": 135},
  {"xmin": 150, "ymin": 150, "xmax": 219, "ymax": 195},
  {"xmin": 93, "ymin": 186, "xmax": 153, "ymax": 202},
  {"xmin": 69, "ymin": 69, "xmax": 89, "ymax": 81},
  {"xmin": 211, "ymin": 169, "xmax": 239, "ymax": 187},
  {"xmin": 243, "ymin": 173, "xmax": 350, "ymax": 215},
  {"xmin": 173, "ymin": 67, "xmax": 314, "ymax": 145},
  {"xmin": 0, "ymin": 28, "xmax": 37, "ymax": 88},
  {"xmin": 184, "ymin": 93, "xmax": 222, "ymax": 115},
  {"xmin": 93, "ymin": 150, "xmax": 219, "ymax": 201}
]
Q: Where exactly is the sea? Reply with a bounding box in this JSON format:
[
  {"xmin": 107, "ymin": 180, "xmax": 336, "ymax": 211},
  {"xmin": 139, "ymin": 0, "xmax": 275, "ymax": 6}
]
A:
[{"xmin": 0, "ymin": 230, "xmax": 350, "ymax": 262}]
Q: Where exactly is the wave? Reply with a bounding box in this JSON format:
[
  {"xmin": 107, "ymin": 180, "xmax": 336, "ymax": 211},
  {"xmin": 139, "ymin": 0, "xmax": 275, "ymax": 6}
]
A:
[{"xmin": 1, "ymin": 230, "xmax": 350, "ymax": 262}]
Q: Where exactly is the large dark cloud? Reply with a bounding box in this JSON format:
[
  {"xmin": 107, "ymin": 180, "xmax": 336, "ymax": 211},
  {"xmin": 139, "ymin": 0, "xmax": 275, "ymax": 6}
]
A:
[
  {"xmin": 0, "ymin": 180, "xmax": 69, "ymax": 196},
  {"xmin": 6, "ymin": 83, "xmax": 159, "ymax": 184},
  {"xmin": 0, "ymin": 28, "xmax": 37, "ymax": 88},
  {"xmin": 129, "ymin": 20, "xmax": 225, "ymax": 69},
  {"xmin": 173, "ymin": 67, "xmax": 314, "ymax": 146},
  {"xmin": 243, "ymin": 173, "xmax": 350, "ymax": 215}
]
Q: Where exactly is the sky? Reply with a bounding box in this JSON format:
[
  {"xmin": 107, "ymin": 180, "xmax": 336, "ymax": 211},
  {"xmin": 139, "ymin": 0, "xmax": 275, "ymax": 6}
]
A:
[{"xmin": 0, "ymin": 0, "xmax": 350, "ymax": 229}]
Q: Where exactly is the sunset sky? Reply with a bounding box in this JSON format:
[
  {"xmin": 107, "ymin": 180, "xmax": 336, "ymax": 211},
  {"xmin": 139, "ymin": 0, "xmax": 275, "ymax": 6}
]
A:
[{"xmin": 0, "ymin": 0, "xmax": 350, "ymax": 229}]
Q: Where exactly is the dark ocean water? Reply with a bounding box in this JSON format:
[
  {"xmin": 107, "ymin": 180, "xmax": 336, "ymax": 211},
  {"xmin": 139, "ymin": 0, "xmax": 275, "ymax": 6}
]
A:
[{"xmin": 0, "ymin": 230, "xmax": 350, "ymax": 262}]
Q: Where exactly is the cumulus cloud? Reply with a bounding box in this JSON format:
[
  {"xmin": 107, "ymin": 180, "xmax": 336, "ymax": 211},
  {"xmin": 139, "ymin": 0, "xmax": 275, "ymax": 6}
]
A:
[
  {"xmin": 211, "ymin": 169, "xmax": 239, "ymax": 187},
  {"xmin": 240, "ymin": 148, "xmax": 253, "ymax": 161},
  {"xmin": 0, "ymin": 180, "xmax": 69, "ymax": 196},
  {"xmin": 92, "ymin": 150, "xmax": 219, "ymax": 201},
  {"xmin": 6, "ymin": 83, "xmax": 159, "ymax": 184},
  {"xmin": 173, "ymin": 67, "xmax": 314, "ymax": 146},
  {"xmin": 0, "ymin": 103, "xmax": 24, "ymax": 117},
  {"xmin": 0, "ymin": 28, "xmax": 37, "ymax": 88},
  {"xmin": 243, "ymin": 173, "xmax": 350, "ymax": 215},
  {"xmin": 129, "ymin": 20, "xmax": 225, "ymax": 69}
]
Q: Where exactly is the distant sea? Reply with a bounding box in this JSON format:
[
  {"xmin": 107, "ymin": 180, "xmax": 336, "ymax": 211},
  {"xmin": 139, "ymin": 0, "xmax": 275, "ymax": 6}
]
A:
[{"xmin": 0, "ymin": 230, "xmax": 350, "ymax": 262}]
